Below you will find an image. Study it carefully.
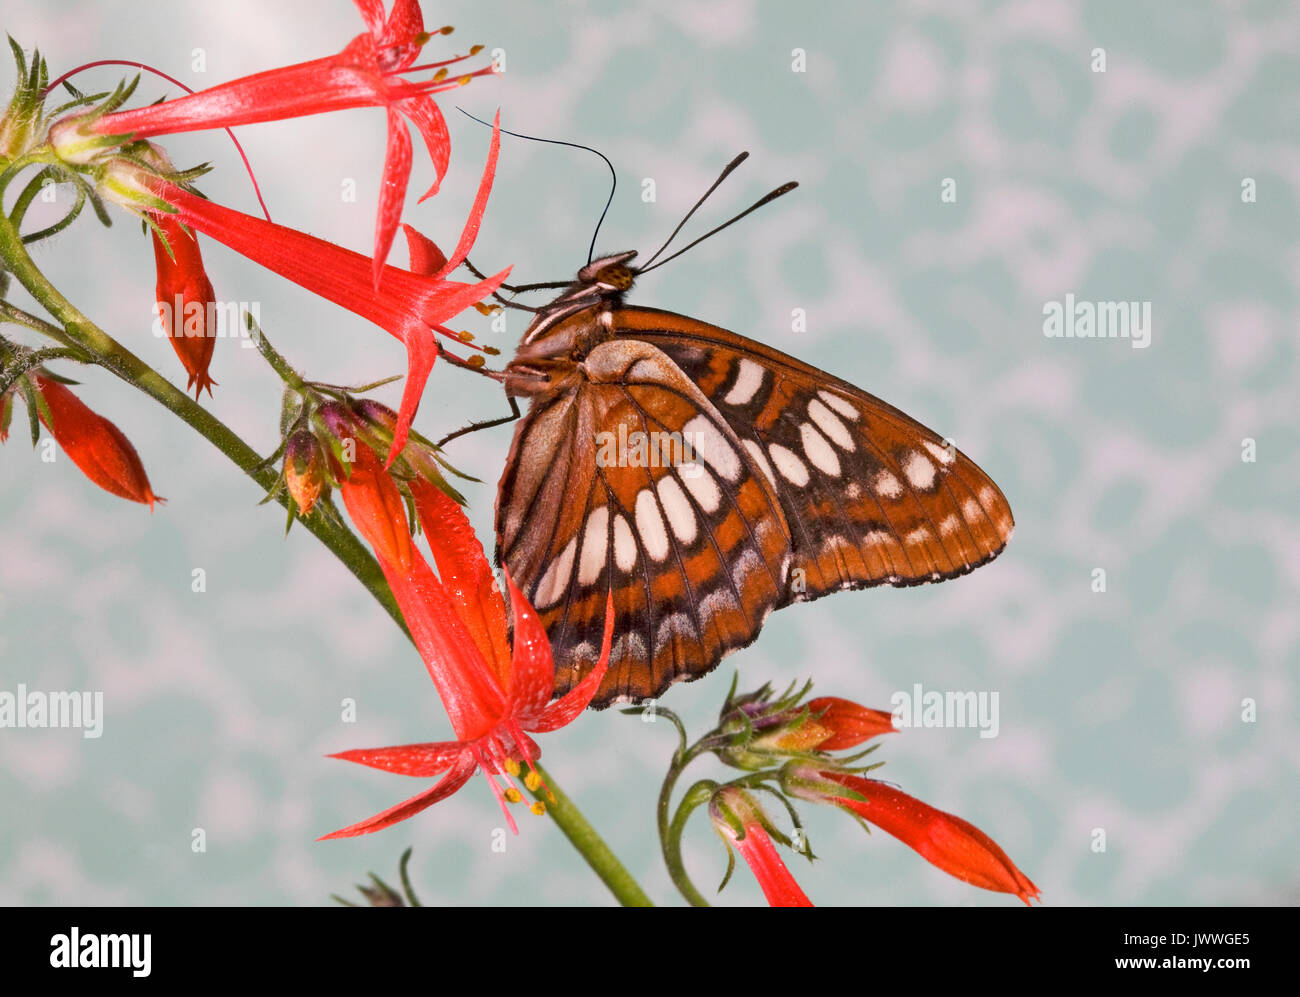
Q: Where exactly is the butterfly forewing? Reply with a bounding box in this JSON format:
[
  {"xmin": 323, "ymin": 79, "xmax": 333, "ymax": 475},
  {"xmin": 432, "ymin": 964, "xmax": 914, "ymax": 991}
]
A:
[
  {"xmin": 613, "ymin": 307, "xmax": 1015, "ymax": 600},
  {"xmin": 497, "ymin": 337, "xmax": 792, "ymax": 704}
]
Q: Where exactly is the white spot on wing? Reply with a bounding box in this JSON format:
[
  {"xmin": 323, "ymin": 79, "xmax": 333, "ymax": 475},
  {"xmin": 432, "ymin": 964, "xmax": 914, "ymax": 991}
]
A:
[
  {"xmin": 800, "ymin": 422, "xmax": 841, "ymax": 477},
  {"xmin": 903, "ymin": 451, "xmax": 936, "ymax": 490},
  {"xmin": 742, "ymin": 439, "xmax": 778, "ymax": 490},
  {"xmin": 874, "ymin": 470, "xmax": 903, "ymax": 499},
  {"xmin": 636, "ymin": 489, "xmax": 670, "ymax": 562},
  {"xmin": 939, "ymin": 514, "xmax": 961, "ymax": 536},
  {"xmin": 924, "ymin": 439, "xmax": 955, "ymax": 466},
  {"xmin": 723, "ymin": 358, "xmax": 765, "ymax": 406},
  {"xmin": 768, "ymin": 443, "xmax": 810, "ymax": 486},
  {"xmin": 613, "ymin": 513, "xmax": 637, "ymax": 572},
  {"xmin": 817, "ymin": 389, "xmax": 859, "ymax": 421},
  {"xmin": 535, "ymin": 535, "xmax": 577, "ymax": 609},
  {"xmin": 808, "ymin": 398, "xmax": 854, "ymax": 450},
  {"xmin": 578, "ymin": 505, "xmax": 609, "ymax": 586},
  {"xmin": 682, "ymin": 464, "xmax": 723, "ymax": 513},
  {"xmin": 658, "ymin": 477, "xmax": 698, "ymax": 542},
  {"xmin": 683, "ymin": 414, "xmax": 742, "ymax": 481}
]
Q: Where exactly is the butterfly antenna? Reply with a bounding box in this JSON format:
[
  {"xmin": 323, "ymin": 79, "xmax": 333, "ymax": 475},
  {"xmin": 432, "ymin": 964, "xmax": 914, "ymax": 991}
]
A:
[
  {"xmin": 636, "ymin": 179, "xmax": 799, "ymax": 275},
  {"xmin": 456, "ymin": 108, "xmax": 616, "ymax": 266},
  {"xmin": 638, "ymin": 152, "xmax": 751, "ymax": 270}
]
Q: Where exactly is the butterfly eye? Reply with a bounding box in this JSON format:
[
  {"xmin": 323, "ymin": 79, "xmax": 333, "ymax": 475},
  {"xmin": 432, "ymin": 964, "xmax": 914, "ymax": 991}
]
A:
[{"xmin": 593, "ymin": 264, "xmax": 634, "ymax": 290}]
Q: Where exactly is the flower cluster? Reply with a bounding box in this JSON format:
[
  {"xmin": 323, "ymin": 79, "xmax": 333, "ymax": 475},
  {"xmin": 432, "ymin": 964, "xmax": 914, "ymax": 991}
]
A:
[{"xmin": 660, "ymin": 682, "xmax": 1040, "ymax": 907}]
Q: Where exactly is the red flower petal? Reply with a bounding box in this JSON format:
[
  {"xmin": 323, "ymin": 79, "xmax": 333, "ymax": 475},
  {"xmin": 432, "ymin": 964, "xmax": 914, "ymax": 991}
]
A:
[
  {"xmin": 527, "ymin": 592, "xmax": 615, "ymax": 732},
  {"xmin": 319, "ymin": 751, "xmax": 478, "ymax": 839},
  {"xmin": 731, "ymin": 823, "xmax": 814, "ymax": 907},
  {"xmin": 328, "ymin": 739, "xmax": 466, "ymax": 777},
  {"xmin": 411, "ymin": 479, "xmax": 511, "ymax": 679},
  {"xmin": 373, "ymin": 106, "xmax": 414, "ymax": 288}
]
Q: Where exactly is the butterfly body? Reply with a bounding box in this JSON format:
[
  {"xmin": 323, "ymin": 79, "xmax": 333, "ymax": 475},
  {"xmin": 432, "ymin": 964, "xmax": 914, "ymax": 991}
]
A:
[{"xmin": 496, "ymin": 253, "xmax": 1013, "ymax": 708}]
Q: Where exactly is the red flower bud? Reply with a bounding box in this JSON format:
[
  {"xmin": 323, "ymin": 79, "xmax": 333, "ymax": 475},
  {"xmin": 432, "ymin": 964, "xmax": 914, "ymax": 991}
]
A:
[
  {"xmin": 792, "ymin": 768, "xmax": 1039, "ymax": 905},
  {"xmin": 28, "ymin": 374, "xmax": 160, "ymax": 509},
  {"xmin": 802, "ymin": 697, "xmax": 896, "ymax": 751},
  {"xmin": 335, "ymin": 440, "xmax": 412, "ymax": 572},
  {"xmin": 283, "ymin": 430, "xmax": 327, "ymax": 516},
  {"xmin": 151, "ymin": 211, "xmax": 218, "ymax": 398}
]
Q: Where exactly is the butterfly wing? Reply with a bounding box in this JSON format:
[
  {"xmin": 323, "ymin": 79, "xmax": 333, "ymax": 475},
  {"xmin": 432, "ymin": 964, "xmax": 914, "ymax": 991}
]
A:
[
  {"xmin": 613, "ymin": 306, "xmax": 1015, "ymax": 602},
  {"xmin": 496, "ymin": 336, "xmax": 792, "ymax": 706}
]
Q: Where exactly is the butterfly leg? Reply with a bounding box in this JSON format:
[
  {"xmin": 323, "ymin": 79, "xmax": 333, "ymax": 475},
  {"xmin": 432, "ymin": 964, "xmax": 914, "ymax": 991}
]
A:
[
  {"xmin": 462, "ymin": 258, "xmax": 572, "ymax": 312},
  {"xmin": 436, "ymin": 395, "xmax": 522, "ymax": 448}
]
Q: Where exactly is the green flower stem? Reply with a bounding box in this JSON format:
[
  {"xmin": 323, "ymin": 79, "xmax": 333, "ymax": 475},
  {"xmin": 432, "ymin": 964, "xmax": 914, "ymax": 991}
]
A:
[
  {"xmin": 0, "ymin": 211, "xmax": 405, "ymax": 629},
  {"xmin": 529, "ymin": 763, "xmax": 654, "ymax": 907},
  {"xmin": 658, "ymin": 742, "xmax": 713, "ymax": 907},
  {"xmin": 1, "ymin": 204, "xmax": 652, "ymax": 909}
]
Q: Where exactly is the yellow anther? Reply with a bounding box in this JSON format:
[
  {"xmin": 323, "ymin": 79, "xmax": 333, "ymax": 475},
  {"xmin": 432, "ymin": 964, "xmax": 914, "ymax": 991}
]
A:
[
  {"xmin": 413, "ymin": 31, "xmax": 431, "ymax": 46},
  {"xmin": 483, "ymin": 346, "xmax": 501, "ymax": 356},
  {"xmin": 505, "ymin": 758, "xmax": 521, "ymax": 777},
  {"xmin": 467, "ymin": 355, "xmax": 486, "ymax": 369},
  {"xmin": 470, "ymin": 45, "xmax": 484, "ymax": 56},
  {"xmin": 457, "ymin": 329, "xmax": 475, "ymax": 342},
  {"xmin": 524, "ymin": 770, "xmax": 543, "ymax": 792},
  {"xmin": 530, "ymin": 801, "xmax": 546, "ymax": 816},
  {"xmin": 458, "ymin": 75, "xmax": 473, "ymax": 87},
  {"xmin": 473, "ymin": 301, "xmax": 496, "ymax": 316},
  {"xmin": 503, "ymin": 787, "xmax": 523, "ymax": 804},
  {"xmin": 433, "ymin": 68, "xmax": 449, "ymax": 83},
  {"xmin": 439, "ymin": 25, "xmax": 455, "ymax": 35}
]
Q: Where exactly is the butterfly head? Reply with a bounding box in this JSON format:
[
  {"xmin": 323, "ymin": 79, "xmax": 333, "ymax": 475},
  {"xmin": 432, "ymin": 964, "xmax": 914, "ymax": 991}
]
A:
[{"xmin": 577, "ymin": 251, "xmax": 638, "ymax": 292}]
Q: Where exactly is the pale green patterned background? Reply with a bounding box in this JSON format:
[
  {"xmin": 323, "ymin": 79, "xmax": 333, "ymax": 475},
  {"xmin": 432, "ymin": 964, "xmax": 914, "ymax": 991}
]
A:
[{"xmin": 1, "ymin": 0, "xmax": 1296, "ymax": 906}]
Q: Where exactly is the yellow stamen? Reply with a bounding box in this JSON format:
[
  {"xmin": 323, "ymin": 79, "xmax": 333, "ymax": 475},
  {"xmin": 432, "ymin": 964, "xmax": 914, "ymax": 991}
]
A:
[
  {"xmin": 530, "ymin": 801, "xmax": 546, "ymax": 816},
  {"xmin": 483, "ymin": 346, "xmax": 501, "ymax": 356},
  {"xmin": 458, "ymin": 75, "xmax": 473, "ymax": 87},
  {"xmin": 505, "ymin": 759, "xmax": 521, "ymax": 777},
  {"xmin": 413, "ymin": 31, "xmax": 431, "ymax": 46},
  {"xmin": 439, "ymin": 25, "xmax": 455, "ymax": 35},
  {"xmin": 458, "ymin": 330, "xmax": 475, "ymax": 342},
  {"xmin": 433, "ymin": 68, "xmax": 449, "ymax": 83},
  {"xmin": 504, "ymin": 787, "xmax": 523, "ymax": 804},
  {"xmin": 524, "ymin": 770, "xmax": 543, "ymax": 792},
  {"xmin": 467, "ymin": 355, "xmax": 486, "ymax": 369},
  {"xmin": 470, "ymin": 45, "xmax": 484, "ymax": 56}
]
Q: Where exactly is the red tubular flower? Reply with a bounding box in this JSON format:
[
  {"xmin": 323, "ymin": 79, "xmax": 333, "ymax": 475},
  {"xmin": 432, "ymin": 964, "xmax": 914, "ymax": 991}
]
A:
[
  {"xmin": 153, "ymin": 117, "xmax": 507, "ymax": 460},
  {"xmin": 321, "ymin": 443, "xmax": 613, "ymax": 838},
  {"xmin": 710, "ymin": 788, "xmax": 813, "ymax": 907},
  {"xmin": 23, "ymin": 374, "xmax": 160, "ymax": 509},
  {"xmin": 92, "ymin": 0, "xmax": 494, "ymax": 284},
  {"xmin": 150, "ymin": 211, "xmax": 218, "ymax": 398},
  {"xmin": 796, "ymin": 769, "xmax": 1040, "ymax": 905}
]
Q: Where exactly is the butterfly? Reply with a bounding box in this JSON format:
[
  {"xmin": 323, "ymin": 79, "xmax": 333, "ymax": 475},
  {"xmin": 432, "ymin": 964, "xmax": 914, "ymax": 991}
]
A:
[{"xmin": 476, "ymin": 154, "xmax": 1014, "ymax": 709}]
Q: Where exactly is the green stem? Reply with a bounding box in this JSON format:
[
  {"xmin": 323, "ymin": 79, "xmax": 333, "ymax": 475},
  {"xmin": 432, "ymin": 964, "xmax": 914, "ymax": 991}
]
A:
[
  {"xmin": 659, "ymin": 743, "xmax": 713, "ymax": 907},
  {"xmin": 0, "ymin": 211, "xmax": 406, "ymax": 633},
  {"xmin": 529, "ymin": 763, "xmax": 654, "ymax": 907}
]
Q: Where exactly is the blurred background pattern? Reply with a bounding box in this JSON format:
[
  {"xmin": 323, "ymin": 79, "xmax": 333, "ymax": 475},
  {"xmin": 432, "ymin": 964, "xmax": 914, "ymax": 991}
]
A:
[{"xmin": 1, "ymin": 0, "xmax": 1296, "ymax": 905}]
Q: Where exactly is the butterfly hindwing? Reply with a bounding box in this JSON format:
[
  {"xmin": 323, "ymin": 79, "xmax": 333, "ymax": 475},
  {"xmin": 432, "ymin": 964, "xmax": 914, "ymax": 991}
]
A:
[
  {"xmin": 613, "ymin": 306, "xmax": 1015, "ymax": 602},
  {"xmin": 496, "ymin": 336, "xmax": 792, "ymax": 705}
]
